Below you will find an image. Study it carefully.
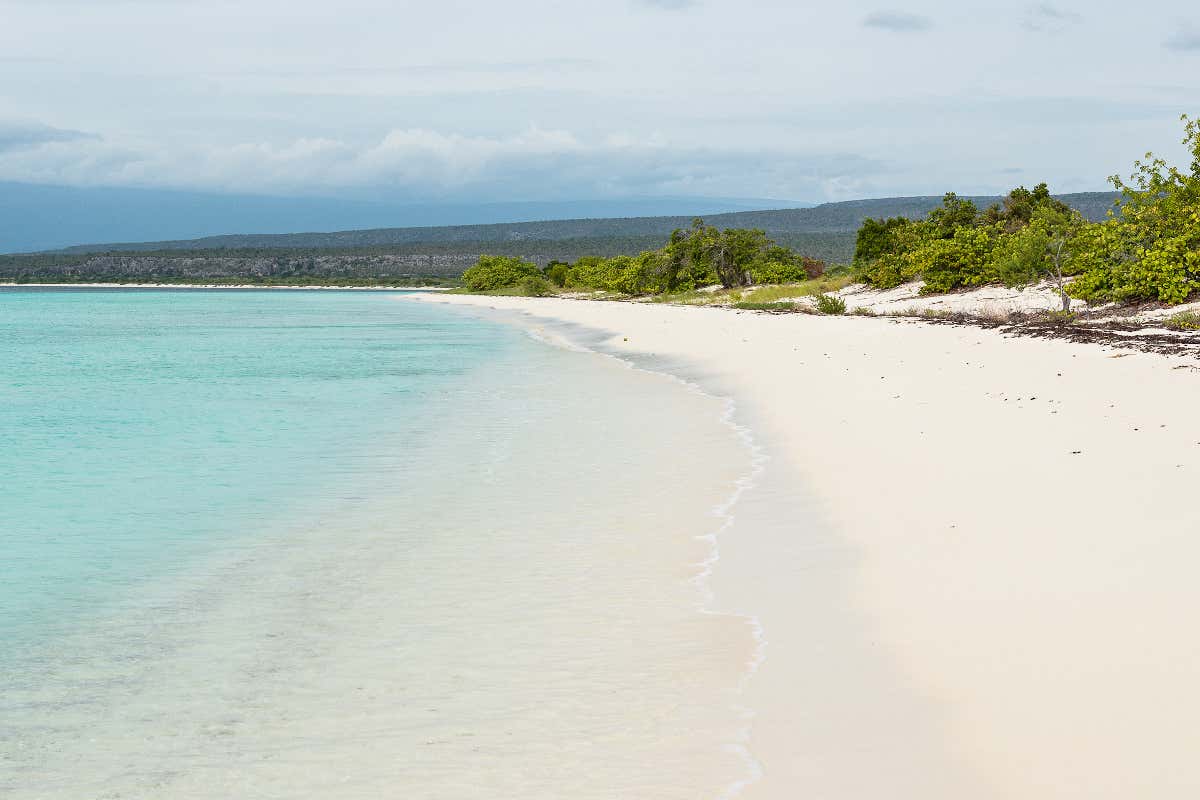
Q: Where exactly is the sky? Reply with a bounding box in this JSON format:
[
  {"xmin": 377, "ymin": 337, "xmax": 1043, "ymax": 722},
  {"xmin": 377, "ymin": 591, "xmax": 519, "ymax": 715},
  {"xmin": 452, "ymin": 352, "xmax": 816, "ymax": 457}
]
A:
[{"xmin": 1, "ymin": 0, "xmax": 1198, "ymax": 205}]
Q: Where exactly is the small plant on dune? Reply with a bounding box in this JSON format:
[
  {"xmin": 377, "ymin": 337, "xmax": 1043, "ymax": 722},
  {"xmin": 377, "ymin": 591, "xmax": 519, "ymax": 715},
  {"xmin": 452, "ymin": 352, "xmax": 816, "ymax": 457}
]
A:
[
  {"xmin": 815, "ymin": 294, "xmax": 847, "ymax": 315},
  {"xmin": 805, "ymin": 274, "xmax": 855, "ymax": 296},
  {"xmin": 975, "ymin": 307, "xmax": 1014, "ymax": 324},
  {"xmin": 743, "ymin": 274, "xmax": 854, "ymax": 305},
  {"xmin": 850, "ymin": 306, "xmax": 876, "ymax": 316},
  {"xmin": 904, "ymin": 307, "xmax": 953, "ymax": 320},
  {"xmin": 1037, "ymin": 309, "xmax": 1077, "ymax": 325},
  {"xmin": 733, "ymin": 301, "xmax": 798, "ymax": 312},
  {"xmin": 1164, "ymin": 311, "xmax": 1200, "ymax": 331},
  {"xmin": 743, "ymin": 284, "xmax": 803, "ymax": 304},
  {"xmin": 650, "ymin": 288, "xmax": 707, "ymax": 304}
]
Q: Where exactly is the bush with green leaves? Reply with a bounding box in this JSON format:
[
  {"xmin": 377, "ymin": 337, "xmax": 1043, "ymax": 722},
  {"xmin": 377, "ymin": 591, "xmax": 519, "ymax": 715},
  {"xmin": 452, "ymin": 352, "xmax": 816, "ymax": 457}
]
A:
[
  {"xmin": 461, "ymin": 255, "xmax": 542, "ymax": 291},
  {"xmin": 917, "ymin": 224, "xmax": 1002, "ymax": 294},
  {"xmin": 543, "ymin": 260, "xmax": 570, "ymax": 287},
  {"xmin": 525, "ymin": 219, "xmax": 829, "ymax": 296},
  {"xmin": 749, "ymin": 249, "xmax": 826, "ymax": 284},
  {"xmin": 851, "ymin": 117, "xmax": 1200, "ymax": 307},
  {"xmin": 815, "ymin": 294, "xmax": 846, "ymax": 314},
  {"xmin": 1066, "ymin": 116, "xmax": 1200, "ymax": 305},
  {"xmin": 518, "ymin": 275, "xmax": 555, "ymax": 296}
]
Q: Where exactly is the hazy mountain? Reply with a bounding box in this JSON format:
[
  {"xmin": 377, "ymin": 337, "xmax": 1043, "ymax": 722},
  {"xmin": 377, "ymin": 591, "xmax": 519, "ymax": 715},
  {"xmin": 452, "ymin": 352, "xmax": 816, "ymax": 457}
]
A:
[
  {"xmin": 0, "ymin": 182, "xmax": 809, "ymax": 254},
  {"xmin": 44, "ymin": 192, "xmax": 1116, "ymax": 257}
]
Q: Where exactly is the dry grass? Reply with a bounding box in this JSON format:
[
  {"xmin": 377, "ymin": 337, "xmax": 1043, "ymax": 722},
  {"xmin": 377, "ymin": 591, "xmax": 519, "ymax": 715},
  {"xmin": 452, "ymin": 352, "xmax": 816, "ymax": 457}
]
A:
[
  {"xmin": 742, "ymin": 274, "xmax": 854, "ymax": 305},
  {"xmin": 1164, "ymin": 311, "xmax": 1200, "ymax": 331}
]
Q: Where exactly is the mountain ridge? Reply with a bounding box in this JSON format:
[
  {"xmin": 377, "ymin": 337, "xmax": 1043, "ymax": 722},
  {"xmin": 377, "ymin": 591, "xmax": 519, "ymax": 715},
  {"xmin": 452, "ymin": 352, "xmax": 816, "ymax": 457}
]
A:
[{"xmin": 50, "ymin": 192, "xmax": 1116, "ymax": 255}]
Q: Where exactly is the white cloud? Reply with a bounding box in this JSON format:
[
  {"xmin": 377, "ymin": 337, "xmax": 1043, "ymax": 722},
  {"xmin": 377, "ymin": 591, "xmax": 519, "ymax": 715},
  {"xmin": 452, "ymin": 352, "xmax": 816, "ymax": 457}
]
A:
[
  {"xmin": 0, "ymin": 124, "xmax": 889, "ymax": 202},
  {"xmin": 1021, "ymin": 3, "xmax": 1083, "ymax": 32},
  {"xmin": 635, "ymin": 0, "xmax": 699, "ymax": 8},
  {"xmin": 0, "ymin": 120, "xmax": 94, "ymax": 152},
  {"xmin": 1, "ymin": 0, "xmax": 1198, "ymax": 204},
  {"xmin": 862, "ymin": 10, "xmax": 934, "ymax": 32},
  {"xmin": 1164, "ymin": 28, "xmax": 1200, "ymax": 51}
]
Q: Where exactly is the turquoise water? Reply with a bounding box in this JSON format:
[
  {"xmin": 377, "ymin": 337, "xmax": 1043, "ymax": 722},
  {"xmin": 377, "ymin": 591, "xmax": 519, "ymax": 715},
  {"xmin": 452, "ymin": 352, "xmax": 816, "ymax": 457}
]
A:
[
  {"xmin": 1, "ymin": 288, "xmax": 759, "ymax": 799},
  {"xmin": 0, "ymin": 288, "xmax": 502, "ymax": 652}
]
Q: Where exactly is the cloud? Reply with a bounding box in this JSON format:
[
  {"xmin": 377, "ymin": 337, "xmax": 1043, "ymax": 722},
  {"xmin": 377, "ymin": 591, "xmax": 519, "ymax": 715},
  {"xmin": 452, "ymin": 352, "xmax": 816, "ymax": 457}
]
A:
[
  {"xmin": 635, "ymin": 0, "xmax": 699, "ymax": 8},
  {"xmin": 0, "ymin": 121, "xmax": 95, "ymax": 152},
  {"xmin": 1021, "ymin": 3, "xmax": 1083, "ymax": 33},
  {"xmin": 1164, "ymin": 29, "xmax": 1200, "ymax": 51},
  {"xmin": 862, "ymin": 10, "xmax": 933, "ymax": 32},
  {"xmin": 0, "ymin": 125, "xmax": 883, "ymax": 203}
]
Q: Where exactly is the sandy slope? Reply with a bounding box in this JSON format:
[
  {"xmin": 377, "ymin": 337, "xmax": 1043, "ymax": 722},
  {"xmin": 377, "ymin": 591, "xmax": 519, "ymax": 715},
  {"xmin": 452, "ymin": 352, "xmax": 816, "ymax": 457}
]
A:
[{"xmin": 415, "ymin": 294, "xmax": 1200, "ymax": 799}]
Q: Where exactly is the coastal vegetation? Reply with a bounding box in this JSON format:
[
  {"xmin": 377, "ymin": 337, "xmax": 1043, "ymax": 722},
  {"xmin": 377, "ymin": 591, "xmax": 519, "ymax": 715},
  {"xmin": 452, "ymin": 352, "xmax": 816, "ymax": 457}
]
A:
[
  {"xmin": 0, "ymin": 250, "xmax": 465, "ymax": 286},
  {"xmin": 851, "ymin": 115, "xmax": 1200, "ymax": 307},
  {"xmin": 451, "ymin": 117, "xmax": 1199, "ymax": 334},
  {"xmin": 457, "ymin": 219, "xmax": 830, "ymax": 297},
  {"xmin": 814, "ymin": 293, "xmax": 847, "ymax": 315},
  {"xmin": 4, "ymin": 194, "xmax": 1115, "ymax": 287},
  {"xmin": 461, "ymin": 255, "xmax": 543, "ymax": 291}
]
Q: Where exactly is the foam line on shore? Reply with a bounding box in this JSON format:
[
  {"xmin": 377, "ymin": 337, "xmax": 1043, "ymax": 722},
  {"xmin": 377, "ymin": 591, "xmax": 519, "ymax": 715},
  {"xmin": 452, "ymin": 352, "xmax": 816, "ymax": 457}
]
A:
[{"xmin": 510, "ymin": 314, "xmax": 772, "ymax": 798}]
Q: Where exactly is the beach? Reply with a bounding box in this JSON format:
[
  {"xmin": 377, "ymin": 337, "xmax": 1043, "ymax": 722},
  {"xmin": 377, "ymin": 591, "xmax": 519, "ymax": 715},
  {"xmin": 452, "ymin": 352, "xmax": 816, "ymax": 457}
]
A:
[{"xmin": 415, "ymin": 293, "xmax": 1200, "ymax": 799}]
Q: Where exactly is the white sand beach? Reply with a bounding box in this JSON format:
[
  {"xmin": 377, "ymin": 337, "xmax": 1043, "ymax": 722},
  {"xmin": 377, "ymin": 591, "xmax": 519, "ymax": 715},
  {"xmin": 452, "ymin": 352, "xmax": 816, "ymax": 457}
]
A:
[{"xmin": 415, "ymin": 293, "xmax": 1200, "ymax": 799}]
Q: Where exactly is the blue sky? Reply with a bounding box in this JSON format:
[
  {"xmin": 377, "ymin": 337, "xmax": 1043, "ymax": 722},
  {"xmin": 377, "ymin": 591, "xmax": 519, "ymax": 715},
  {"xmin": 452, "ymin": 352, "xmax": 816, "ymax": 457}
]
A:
[{"xmin": 1, "ymin": 0, "xmax": 1197, "ymax": 203}]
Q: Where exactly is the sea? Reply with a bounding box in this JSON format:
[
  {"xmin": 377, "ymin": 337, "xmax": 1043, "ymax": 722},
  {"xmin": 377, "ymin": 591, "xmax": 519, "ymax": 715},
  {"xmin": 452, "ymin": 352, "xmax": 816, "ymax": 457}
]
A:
[{"xmin": 0, "ymin": 288, "xmax": 760, "ymax": 798}]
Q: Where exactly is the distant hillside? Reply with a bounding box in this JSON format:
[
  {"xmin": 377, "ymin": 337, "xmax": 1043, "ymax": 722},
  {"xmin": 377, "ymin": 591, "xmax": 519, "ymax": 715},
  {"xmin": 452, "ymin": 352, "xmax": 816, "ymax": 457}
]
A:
[
  {"xmin": 1, "ymin": 192, "xmax": 1117, "ymax": 285},
  {"xmin": 0, "ymin": 181, "xmax": 806, "ymax": 254},
  {"xmin": 56, "ymin": 192, "xmax": 1116, "ymax": 255}
]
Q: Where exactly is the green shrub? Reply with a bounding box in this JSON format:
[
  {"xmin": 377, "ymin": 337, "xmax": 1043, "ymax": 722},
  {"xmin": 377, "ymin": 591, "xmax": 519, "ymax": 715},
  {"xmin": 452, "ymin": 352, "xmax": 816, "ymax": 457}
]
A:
[
  {"xmin": 824, "ymin": 264, "xmax": 853, "ymax": 278},
  {"xmin": 461, "ymin": 255, "xmax": 542, "ymax": 291},
  {"xmin": 749, "ymin": 252, "xmax": 826, "ymax": 284},
  {"xmin": 1068, "ymin": 116, "xmax": 1200, "ymax": 305},
  {"xmin": 854, "ymin": 217, "xmax": 911, "ymax": 265},
  {"xmin": 918, "ymin": 225, "xmax": 1002, "ymax": 293},
  {"xmin": 815, "ymin": 294, "xmax": 846, "ymax": 315},
  {"xmin": 518, "ymin": 275, "xmax": 555, "ymax": 296},
  {"xmin": 543, "ymin": 260, "xmax": 570, "ymax": 287}
]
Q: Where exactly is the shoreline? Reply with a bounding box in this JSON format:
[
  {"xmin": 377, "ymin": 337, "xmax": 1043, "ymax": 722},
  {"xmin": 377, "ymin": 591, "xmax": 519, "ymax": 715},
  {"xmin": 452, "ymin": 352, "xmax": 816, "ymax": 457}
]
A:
[
  {"xmin": 0, "ymin": 282, "xmax": 450, "ymax": 291},
  {"xmin": 412, "ymin": 293, "xmax": 1200, "ymax": 799},
  {"xmin": 514, "ymin": 311, "xmax": 774, "ymax": 798},
  {"xmin": 3, "ymin": 296, "xmax": 761, "ymax": 798}
]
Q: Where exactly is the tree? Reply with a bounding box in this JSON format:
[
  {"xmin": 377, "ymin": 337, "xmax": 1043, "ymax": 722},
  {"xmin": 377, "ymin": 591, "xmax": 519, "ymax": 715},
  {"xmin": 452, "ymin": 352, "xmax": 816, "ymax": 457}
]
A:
[
  {"xmin": 994, "ymin": 206, "xmax": 1085, "ymax": 311},
  {"xmin": 660, "ymin": 219, "xmax": 776, "ymax": 289},
  {"xmin": 750, "ymin": 246, "xmax": 826, "ymax": 284},
  {"xmin": 1068, "ymin": 114, "xmax": 1200, "ymax": 305},
  {"xmin": 853, "ymin": 217, "xmax": 909, "ymax": 265},
  {"xmin": 927, "ymin": 192, "xmax": 980, "ymax": 239},
  {"xmin": 543, "ymin": 260, "xmax": 570, "ymax": 287},
  {"xmin": 980, "ymin": 183, "xmax": 1072, "ymax": 232},
  {"xmin": 661, "ymin": 220, "xmax": 717, "ymax": 291},
  {"xmin": 460, "ymin": 255, "xmax": 542, "ymax": 291},
  {"xmin": 705, "ymin": 227, "xmax": 772, "ymax": 288}
]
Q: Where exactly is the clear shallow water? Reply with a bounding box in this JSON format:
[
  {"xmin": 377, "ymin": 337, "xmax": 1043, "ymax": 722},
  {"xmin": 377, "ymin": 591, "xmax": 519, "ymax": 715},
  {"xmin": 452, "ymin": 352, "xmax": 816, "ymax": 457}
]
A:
[
  {"xmin": 0, "ymin": 289, "xmax": 758, "ymax": 798},
  {"xmin": 0, "ymin": 289, "xmax": 497, "ymax": 648}
]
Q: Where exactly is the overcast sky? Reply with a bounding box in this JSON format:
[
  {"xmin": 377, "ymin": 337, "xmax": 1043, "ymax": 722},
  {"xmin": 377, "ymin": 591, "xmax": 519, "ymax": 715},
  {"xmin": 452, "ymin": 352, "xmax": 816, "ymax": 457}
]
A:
[{"xmin": 1, "ymin": 0, "xmax": 1198, "ymax": 203}]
